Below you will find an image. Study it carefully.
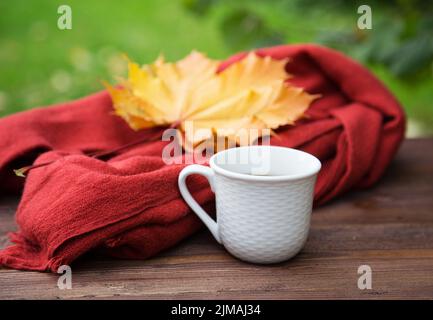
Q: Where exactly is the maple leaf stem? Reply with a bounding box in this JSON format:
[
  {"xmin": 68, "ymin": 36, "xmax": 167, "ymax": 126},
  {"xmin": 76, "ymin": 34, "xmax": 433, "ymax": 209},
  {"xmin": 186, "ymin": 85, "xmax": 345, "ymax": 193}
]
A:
[
  {"xmin": 88, "ymin": 130, "xmax": 163, "ymax": 158},
  {"xmin": 13, "ymin": 161, "xmax": 57, "ymax": 178},
  {"xmin": 13, "ymin": 130, "xmax": 164, "ymax": 178}
]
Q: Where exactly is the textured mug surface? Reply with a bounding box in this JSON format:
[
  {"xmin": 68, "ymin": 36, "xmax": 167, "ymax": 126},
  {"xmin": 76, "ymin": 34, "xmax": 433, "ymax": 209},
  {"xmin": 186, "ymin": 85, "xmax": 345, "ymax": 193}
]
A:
[{"xmin": 178, "ymin": 145, "xmax": 321, "ymax": 264}]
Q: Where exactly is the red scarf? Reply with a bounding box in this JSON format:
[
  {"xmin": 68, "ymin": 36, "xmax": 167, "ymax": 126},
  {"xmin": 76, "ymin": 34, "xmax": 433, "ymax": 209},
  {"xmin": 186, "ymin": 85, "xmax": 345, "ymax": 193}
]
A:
[{"xmin": 0, "ymin": 45, "xmax": 405, "ymax": 272}]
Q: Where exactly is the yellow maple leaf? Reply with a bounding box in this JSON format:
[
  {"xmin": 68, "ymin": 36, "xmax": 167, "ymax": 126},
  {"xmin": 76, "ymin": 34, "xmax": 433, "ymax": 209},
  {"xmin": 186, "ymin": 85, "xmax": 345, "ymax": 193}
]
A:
[{"xmin": 105, "ymin": 51, "xmax": 318, "ymax": 150}]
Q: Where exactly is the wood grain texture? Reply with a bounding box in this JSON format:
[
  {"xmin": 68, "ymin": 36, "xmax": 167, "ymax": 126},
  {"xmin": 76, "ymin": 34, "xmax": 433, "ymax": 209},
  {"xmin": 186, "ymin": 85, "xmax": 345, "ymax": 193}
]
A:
[{"xmin": 0, "ymin": 138, "xmax": 432, "ymax": 300}]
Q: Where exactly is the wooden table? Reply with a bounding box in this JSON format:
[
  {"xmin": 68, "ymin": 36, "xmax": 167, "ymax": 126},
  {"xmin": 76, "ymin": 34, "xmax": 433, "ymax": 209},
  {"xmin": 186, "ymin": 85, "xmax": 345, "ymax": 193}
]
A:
[{"xmin": 0, "ymin": 138, "xmax": 432, "ymax": 300}]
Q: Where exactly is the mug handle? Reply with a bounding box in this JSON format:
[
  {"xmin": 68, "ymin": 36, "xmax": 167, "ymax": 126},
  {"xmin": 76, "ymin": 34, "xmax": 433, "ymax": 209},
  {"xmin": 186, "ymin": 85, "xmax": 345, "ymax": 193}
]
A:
[{"xmin": 178, "ymin": 165, "xmax": 221, "ymax": 244}]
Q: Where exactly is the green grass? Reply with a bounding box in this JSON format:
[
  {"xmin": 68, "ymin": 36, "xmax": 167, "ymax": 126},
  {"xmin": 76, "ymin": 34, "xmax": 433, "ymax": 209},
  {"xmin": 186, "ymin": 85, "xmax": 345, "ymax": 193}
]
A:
[{"xmin": 0, "ymin": 0, "xmax": 432, "ymax": 136}]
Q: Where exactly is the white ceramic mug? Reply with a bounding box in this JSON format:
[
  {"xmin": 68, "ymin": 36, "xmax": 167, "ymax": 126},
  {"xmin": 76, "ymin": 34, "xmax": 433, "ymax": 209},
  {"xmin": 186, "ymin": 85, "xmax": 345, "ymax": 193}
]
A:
[{"xmin": 178, "ymin": 145, "xmax": 321, "ymax": 264}]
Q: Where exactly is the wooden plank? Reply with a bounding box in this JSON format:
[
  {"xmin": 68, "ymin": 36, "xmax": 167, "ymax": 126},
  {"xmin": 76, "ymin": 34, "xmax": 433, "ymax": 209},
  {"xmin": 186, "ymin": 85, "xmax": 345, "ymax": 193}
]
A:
[{"xmin": 0, "ymin": 138, "xmax": 432, "ymax": 299}]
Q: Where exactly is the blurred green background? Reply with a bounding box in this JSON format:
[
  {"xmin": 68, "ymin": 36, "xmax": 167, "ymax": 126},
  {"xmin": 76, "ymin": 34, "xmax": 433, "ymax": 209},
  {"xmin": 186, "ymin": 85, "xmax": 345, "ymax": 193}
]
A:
[{"xmin": 0, "ymin": 0, "xmax": 432, "ymax": 136}]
